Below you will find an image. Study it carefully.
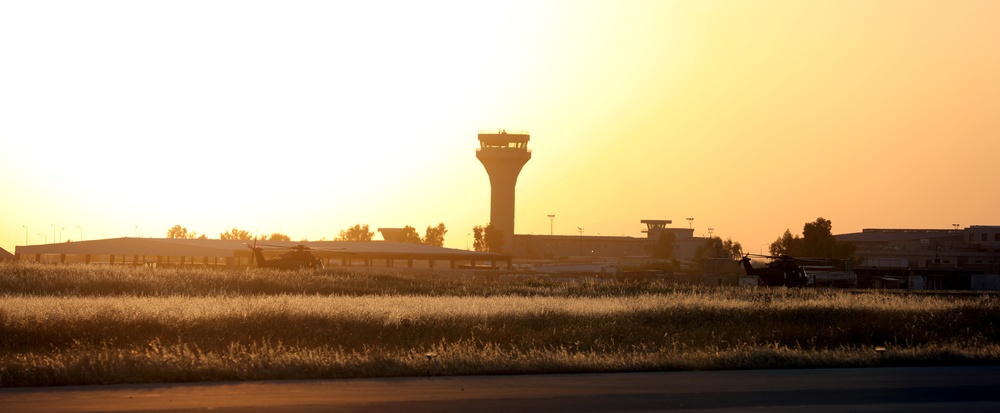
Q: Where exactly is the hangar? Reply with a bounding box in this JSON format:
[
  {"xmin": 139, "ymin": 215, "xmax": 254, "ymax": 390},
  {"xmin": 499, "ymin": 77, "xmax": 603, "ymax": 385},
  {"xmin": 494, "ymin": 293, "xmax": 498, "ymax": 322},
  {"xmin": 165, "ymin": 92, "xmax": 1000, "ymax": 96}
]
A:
[{"xmin": 13, "ymin": 238, "xmax": 511, "ymax": 269}]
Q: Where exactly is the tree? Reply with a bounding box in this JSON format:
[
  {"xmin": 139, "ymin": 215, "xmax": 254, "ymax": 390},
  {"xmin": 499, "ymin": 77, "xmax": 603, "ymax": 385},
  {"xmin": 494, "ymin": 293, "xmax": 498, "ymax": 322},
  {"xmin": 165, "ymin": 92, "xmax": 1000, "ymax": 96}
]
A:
[
  {"xmin": 769, "ymin": 217, "xmax": 856, "ymax": 259},
  {"xmin": 166, "ymin": 225, "xmax": 189, "ymax": 239},
  {"xmin": 265, "ymin": 233, "xmax": 291, "ymax": 241},
  {"xmin": 336, "ymin": 224, "xmax": 374, "ymax": 241},
  {"xmin": 423, "ymin": 222, "xmax": 447, "ymax": 247},
  {"xmin": 400, "ymin": 225, "xmax": 422, "ymax": 244},
  {"xmin": 769, "ymin": 229, "xmax": 799, "ymax": 256},
  {"xmin": 726, "ymin": 238, "xmax": 744, "ymax": 258},
  {"xmin": 220, "ymin": 228, "xmax": 253, "ymax": 241},
  {"xmin": 484, "ymin": 225, "xmax": 504, "ymax": 253},
  {"xmin": 472, "ymin": 224, "xmax": 503, "ymax": 253},
  {"xmin": 473, "ymin": 225, "xmax": 485, "ymax": 252},
  {"xmin": 166, "ymin": 225, "xmax": 205, "ymax": 239},
  {"xmin": 695, "ymin": 236, "xmax": 743, "ymax": 260}
]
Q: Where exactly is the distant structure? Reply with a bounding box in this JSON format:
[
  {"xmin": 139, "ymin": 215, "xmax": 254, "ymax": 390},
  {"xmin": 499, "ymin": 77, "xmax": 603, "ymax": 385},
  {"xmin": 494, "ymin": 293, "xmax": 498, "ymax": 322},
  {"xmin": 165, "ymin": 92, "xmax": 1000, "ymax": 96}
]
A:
[
  {"xmin": 377, "ymin": 228, "xmax": 408, "ymax": 243},
  {"xmin": 640, "ymin": 219, "xmax": 673, "ymax": 239},
  {"xmin": 513, "ymin": 219, "xmax": 699, "ymax": 261},
  {"xmin": 477, "ymin": 130, "xmax": 531, "ymax": 254},
  {"xmin": 836, "ymin": 226, "xmax": 1000, "ymax": 289}
]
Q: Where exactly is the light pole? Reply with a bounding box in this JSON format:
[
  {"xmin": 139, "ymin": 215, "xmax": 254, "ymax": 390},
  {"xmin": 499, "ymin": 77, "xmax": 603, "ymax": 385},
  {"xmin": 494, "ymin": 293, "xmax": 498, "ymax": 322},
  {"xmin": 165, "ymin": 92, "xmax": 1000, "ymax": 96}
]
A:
[
  {"xmin": 77, "ymin": 226, "xmax": 83, "ymax": 242},
  {"xmin": 22, "ymin": 225, "xmax": 28, "ymax": 245},
  {"xmin": 547, "ymin": 214, "xmax": 555, "ymax": 236},
  {"xmin": 51, "ymin": 224, "xmax": 56, "ymax": 244},
  {"xmin": 708, "ymin": 228, "xmax": 714, "ymax": 238},
  {"xmin": 37, "ymin": 233, "xmax": 47, "ymax": 244},
  {"xmin": 686, "ymin": 218, "xmax": 694, "ymax": 229},
  {"xmin": 466, "ymin": 233, "xmax": 470, "ymax": 250},
  {"xmin": 59, "ymin": 227, "xmax": 65, "ymax": 243}
]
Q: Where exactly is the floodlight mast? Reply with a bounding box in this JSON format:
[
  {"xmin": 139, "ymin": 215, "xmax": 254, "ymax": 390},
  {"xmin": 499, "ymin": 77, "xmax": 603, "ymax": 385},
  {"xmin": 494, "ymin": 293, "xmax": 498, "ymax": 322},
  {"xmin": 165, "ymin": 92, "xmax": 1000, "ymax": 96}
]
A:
[{"xmin": 476, "ymin": 130, "xmax": 531, "ymax": 254}]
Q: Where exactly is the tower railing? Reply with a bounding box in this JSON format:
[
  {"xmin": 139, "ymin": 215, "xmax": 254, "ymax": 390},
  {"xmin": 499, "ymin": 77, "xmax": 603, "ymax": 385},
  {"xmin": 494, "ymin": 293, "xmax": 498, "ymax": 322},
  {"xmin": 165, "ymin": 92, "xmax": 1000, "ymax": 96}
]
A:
[
  {"xmin": 476, "ymin": 148, "xmax": 532, "ymax": 154},
  {"xmin": 478, "ymin": 129, "xmax": 530, "ymax": 135}
]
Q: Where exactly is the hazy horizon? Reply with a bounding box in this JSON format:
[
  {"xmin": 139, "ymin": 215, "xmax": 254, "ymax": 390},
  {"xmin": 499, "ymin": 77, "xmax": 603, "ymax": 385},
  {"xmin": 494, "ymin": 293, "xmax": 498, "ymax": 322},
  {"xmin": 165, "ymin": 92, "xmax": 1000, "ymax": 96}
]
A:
[{"xmin": 2, "ymin": 1, "xmax": 998, "ymax": 254}]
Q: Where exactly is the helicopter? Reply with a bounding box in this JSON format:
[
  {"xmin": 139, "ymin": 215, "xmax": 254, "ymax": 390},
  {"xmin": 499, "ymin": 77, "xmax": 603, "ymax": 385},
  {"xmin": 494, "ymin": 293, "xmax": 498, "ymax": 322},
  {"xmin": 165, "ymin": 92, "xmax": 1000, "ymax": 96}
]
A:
[
  {"xmin": 738, "ymin": 253, "xmax": 809, "ymax": 287},
  {"xmin": 247, "ymin": 241, "xmax": 351, "ymax": 270}
]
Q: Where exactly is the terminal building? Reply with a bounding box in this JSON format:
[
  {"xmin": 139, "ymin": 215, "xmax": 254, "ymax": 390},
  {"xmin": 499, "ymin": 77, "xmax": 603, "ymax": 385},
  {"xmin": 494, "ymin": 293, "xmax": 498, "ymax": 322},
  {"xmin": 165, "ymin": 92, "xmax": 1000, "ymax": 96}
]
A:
[{"xmin": 836, "ymin": 225, "xmax": 1000, "ymax": 289}]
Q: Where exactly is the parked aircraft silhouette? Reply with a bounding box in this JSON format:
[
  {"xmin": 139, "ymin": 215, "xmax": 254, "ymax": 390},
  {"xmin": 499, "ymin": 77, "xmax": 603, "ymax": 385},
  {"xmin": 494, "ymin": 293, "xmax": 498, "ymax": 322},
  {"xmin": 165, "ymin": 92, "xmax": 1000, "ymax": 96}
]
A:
[
  {"xmin": 738, "ymin": 253, "xmax": 809, "ymax": 287},
  {"xmin": 247, "ymin": 241, "xmax": 351, "ymax": 270}
]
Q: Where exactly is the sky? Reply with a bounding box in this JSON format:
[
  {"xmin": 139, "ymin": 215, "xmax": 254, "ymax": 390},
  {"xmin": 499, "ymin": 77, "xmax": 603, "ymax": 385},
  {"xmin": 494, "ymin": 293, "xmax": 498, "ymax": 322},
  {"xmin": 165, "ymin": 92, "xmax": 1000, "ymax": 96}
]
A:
[{"xmin": 2, "ymin": 0, "xmax": 998, "ymax": 254}]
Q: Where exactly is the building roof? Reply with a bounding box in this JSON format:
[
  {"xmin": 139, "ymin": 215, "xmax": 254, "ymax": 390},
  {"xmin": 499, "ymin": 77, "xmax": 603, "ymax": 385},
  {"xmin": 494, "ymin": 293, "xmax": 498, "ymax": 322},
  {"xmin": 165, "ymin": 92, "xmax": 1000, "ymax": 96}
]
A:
[
  {"xmin": 14, "ymin": 238, "xmax": 508, "ymax": 261},
  {"xmin": 0, "ymin": 247, "xmax": 14, "ymax": 261},
  {"xmin": 515, "ymin": 234, "xmax": 645, "ymax": 242},
  {"xmin": 835, "ymin": 229, "xmax": 963, "ymax": 243}
]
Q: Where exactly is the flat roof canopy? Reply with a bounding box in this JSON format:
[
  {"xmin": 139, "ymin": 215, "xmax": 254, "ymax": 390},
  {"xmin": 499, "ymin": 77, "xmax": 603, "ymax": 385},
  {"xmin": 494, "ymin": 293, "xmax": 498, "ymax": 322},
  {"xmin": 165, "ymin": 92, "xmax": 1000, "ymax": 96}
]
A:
[{"xmin": 15, "ymin": 238, "xmax": 509, "ymax": 264}]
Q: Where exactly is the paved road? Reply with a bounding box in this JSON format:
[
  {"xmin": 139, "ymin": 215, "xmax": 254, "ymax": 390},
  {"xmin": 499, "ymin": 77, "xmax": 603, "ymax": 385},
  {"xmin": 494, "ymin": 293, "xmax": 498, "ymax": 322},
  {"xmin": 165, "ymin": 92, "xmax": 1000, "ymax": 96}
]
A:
[{"xmin": 3, "ymin": 366, "xmax": 999, "ymax": 412}]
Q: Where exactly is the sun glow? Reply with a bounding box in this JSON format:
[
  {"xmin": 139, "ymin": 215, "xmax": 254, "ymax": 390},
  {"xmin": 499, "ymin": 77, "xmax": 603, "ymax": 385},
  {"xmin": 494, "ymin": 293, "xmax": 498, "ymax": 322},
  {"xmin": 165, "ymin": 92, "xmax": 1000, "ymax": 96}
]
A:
[{"xmin": 2, "ymin": 1, "xmax": 998, "ymax": 251}]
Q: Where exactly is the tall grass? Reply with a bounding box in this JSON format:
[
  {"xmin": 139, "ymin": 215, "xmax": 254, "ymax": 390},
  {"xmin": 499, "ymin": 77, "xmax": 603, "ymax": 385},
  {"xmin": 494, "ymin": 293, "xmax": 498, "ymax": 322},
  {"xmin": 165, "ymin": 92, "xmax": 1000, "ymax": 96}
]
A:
[
  {"xmin": 0, "ymin": 262, "xmax": 670, "ymax": 297},
  {"xmin": 1, "ymin": 262, "xmax": 998, "ymax": 387}
]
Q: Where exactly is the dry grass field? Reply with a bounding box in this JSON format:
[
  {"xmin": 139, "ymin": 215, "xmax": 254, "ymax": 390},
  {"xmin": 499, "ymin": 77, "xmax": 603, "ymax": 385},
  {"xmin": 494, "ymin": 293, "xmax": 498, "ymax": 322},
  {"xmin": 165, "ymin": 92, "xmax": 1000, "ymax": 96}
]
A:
[{"xmin": 2, "ymin": 262, "xmax": 999, "ymax": 387}]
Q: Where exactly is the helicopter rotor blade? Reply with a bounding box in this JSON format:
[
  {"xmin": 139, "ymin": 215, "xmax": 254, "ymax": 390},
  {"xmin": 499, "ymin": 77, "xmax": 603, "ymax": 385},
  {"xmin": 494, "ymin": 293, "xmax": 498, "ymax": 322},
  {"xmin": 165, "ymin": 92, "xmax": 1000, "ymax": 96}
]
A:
[{"xmin": 256, "ymin": 243, "xmax": 287, "ymax": 249}]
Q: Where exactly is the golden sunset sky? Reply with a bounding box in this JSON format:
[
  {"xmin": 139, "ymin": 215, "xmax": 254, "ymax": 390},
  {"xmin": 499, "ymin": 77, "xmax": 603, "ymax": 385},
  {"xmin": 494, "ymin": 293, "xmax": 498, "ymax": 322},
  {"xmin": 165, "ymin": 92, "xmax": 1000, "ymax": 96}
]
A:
[{"xmin": 2, "ymin": 0, "xmax": 998, "ymax": 253}]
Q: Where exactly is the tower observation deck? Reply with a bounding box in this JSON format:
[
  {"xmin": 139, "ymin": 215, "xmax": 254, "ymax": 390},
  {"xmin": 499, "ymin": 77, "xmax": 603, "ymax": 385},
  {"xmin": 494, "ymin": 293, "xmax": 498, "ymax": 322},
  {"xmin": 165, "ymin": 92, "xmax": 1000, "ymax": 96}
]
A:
[{"xmin": 477, "ymin": 130, "xmax": 531, "ymax": 254}]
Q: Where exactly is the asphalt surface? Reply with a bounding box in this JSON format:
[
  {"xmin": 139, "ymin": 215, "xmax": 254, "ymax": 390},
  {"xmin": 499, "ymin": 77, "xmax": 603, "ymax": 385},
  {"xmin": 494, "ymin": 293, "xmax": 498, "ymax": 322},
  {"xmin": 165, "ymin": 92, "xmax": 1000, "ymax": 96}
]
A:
[{"xmin": 2, "ymin": 366, "xmax": 999, "ymax": 412}]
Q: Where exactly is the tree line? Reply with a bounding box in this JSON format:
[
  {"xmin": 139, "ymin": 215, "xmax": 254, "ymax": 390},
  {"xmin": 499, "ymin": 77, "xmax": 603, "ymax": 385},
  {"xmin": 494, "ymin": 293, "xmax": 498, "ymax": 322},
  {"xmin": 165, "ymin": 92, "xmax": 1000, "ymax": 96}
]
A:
[
  {"xmin": 164, "ymin": 222, "xmax": 508, "ymax": 252},
  {"xmin": 332, "ymin": 223, "xmax": 448, "ymax": 247},
  {"xmin": 166, "ymin": 225, "xmax": 291, "ymax": 241},
  {"xmin": 335, "ymin": 222, "xmax": 505, "ymax": 252}
]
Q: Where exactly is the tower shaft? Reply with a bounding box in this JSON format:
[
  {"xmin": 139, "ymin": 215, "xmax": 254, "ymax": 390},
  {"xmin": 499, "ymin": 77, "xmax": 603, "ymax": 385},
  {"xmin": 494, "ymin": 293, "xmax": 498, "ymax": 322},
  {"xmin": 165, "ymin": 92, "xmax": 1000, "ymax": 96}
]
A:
[{"xmin": 476, "ymin": 131, "xmax": 530, "ymax": 254}]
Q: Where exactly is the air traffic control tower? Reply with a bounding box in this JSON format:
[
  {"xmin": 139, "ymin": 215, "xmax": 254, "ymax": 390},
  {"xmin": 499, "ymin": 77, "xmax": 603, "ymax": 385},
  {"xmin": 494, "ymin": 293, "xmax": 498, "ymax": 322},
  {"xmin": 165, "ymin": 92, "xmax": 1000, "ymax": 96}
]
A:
[{"xmin": 477, "ymin": 130, "xmax": 531, "ymax": 254}]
